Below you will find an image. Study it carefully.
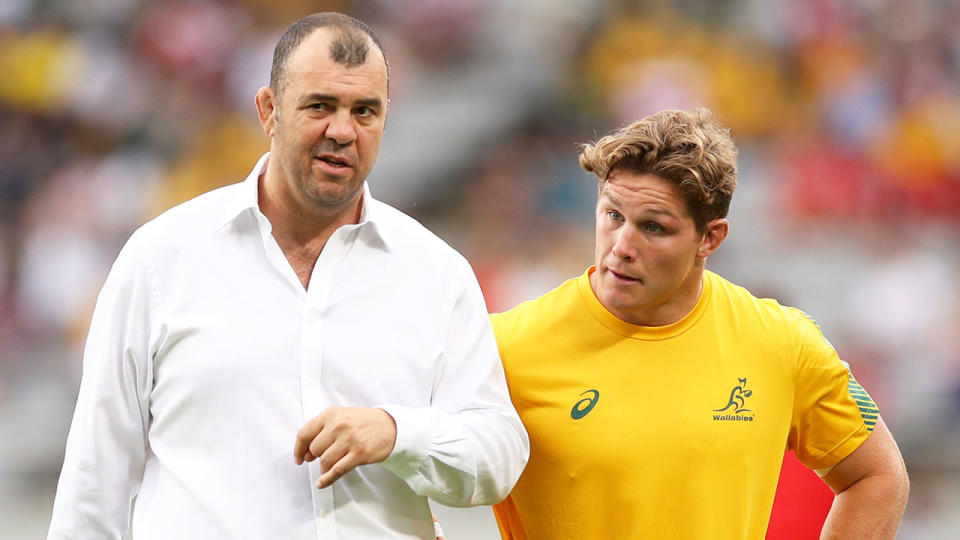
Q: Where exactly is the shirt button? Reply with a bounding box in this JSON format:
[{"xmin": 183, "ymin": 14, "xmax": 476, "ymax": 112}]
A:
[
  {"xmin": 305, "ymin": 379, "xmax": 316, "ymax": 389},
  {"xmin": 320, "ymin": 508, "xmax": 330, "ymax": 518}
]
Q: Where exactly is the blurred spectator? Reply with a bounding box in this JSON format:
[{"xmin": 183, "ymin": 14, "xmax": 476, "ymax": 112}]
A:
[{"xmin": 2, "ymin": 1, "xmax": 959, "ymax": 538}]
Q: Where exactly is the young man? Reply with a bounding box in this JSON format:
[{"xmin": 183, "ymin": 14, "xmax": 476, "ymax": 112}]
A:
[
  {"xmin": 492, "ymin": 109, "xmax": 908, "ymax": 539},
  {"xmin": 48, "ymin": 13, "xmax": 527, "ymax": 539}
]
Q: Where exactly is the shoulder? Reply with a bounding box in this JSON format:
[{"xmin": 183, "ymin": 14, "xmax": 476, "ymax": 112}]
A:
[
  {"xmin": 370, "ymin": 199, "xmax": 447, "ymax": 248},
  {"xmin": 101, "ymin": 183, "xmax": 238, "ymax": 292},
  {"xmin": 136, "ymin": 182, "xmax": 242, "ymax": 249},
  {"xmin": 706, "ymin": 271, "xmax": 837, "ymax": 359},
  {"xmin": 706, "ymin": 271, "xmax": 807, "ymax": 330},
  {"xmin": 116, "ymin": 182, "xmax": 245, "ymax": 278},
  {"xmin": 369, "ymin": 198, "xmax": 471, "ymax": 272}
]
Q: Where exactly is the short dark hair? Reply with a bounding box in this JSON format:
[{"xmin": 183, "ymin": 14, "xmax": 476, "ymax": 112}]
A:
[{"xmin": 269, "ymin": 12, "xmax": 389, "ymax": 97}]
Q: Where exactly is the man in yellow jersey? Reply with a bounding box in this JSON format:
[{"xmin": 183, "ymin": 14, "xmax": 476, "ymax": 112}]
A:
[{"xmin": 491, "ymin": 108, "xmax": 909, "ymax": 539}]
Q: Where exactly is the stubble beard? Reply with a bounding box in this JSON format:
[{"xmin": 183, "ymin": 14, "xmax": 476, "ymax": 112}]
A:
[
  {"xmin": 299, "ymin": 171, "xmax": 363, "ymax": 211},
  {"xmin": 277, "ymin": 132, "xmax": 364, "ymax": 214}
]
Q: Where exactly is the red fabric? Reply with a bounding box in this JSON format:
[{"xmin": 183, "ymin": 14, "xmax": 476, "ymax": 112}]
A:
[{"xmin": 766, "ymin": 452, "xmax": 835, "ymax": 539}]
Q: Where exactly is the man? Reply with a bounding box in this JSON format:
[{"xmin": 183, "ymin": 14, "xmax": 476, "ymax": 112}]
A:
[
  {"xmin": 491, "ymin": 109, "xmax": 909, "ymax": 538},
  {"xmin": 48, "ymin": 13, "xmax": 528, "ymax": 539}
]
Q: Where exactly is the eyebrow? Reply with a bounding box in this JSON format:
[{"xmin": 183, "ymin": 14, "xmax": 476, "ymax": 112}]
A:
[{"xmin": 302, "ymin": 93, "xmax": 383, "ymax": 109}]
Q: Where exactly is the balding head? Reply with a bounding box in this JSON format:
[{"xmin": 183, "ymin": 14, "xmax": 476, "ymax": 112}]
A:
[{"xmin": 269, "ymin": 12, "xmax": 389, "ymax": 99}]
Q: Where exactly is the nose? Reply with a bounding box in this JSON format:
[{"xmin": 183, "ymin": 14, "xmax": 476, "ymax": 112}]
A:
[
  {"xmin": 325, "ymin": 111, "xmax": 357, "ymax": 145},
  {"xmin": 611, "ymin": 227, "xmax": 636, "ymax": 260}
]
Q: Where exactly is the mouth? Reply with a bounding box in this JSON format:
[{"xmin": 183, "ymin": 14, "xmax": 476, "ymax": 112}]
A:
[
  {"xmin": 608, "ymin": 269, "xmax": 641, "ymax": 284},
  {"xmin": 315, "ymin": 154, "xmax": 353, "ymax": 171}
]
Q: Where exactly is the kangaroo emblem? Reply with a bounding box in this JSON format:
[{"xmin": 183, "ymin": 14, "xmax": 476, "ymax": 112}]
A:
[{"xmin": 714, "ymin": 377, "xmax": 753, "ymax": 414}]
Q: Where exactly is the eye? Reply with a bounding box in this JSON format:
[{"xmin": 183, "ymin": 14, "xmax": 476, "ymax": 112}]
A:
[
  {"xmin": 354, "ymin": 106, "xmax": 375, "ymax": 117},
  {"xmin": 607, "ymin": 210, "xmax": 624, "ymax": 222},
  {"xmin": 644, "ymin": 221, "xmax": 664, "ymax": 233},
  {"xmin": 309, "ymin": 103, "xmax": 330, "ymax": 112}
]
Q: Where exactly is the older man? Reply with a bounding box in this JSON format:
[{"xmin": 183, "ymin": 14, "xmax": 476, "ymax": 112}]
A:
[
  {"xmin": 48, "ymin": 12, "xmax": 527, "ymax": 539},
  {"xmin": 492, "ymin": 108, "xmax": 908, "ymax": 539}
]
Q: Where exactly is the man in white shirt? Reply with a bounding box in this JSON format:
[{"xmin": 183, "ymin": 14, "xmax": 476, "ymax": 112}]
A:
[{"xmin": 48, "ymin": 12, "xmax": 529, "ymax": 539}]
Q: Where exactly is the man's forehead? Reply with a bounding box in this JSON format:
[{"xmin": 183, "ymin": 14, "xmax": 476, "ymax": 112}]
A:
[
  {"xmin": 602, "ymin": 174, "xmax": 676, "ymax": 198},
  {"xmin": 282, "ymin": 36, "xmax": 387, "ymax": 101},
  {"xmin": 600, "ymin": 175, "xmax": 688, "ymax": 215}
]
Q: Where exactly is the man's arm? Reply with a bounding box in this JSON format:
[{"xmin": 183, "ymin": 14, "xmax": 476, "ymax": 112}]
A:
[
  {"xmin": 380, "ymin": 253, "xmax": 530, "ymax": 506},
  {"xmin": 819, "ymin": 417, "xmax": 909, "ymax": 539},
  {"xmin": 294, "ymin": 253, "xmax": 529, "ymax": 507},
  {"xmin": 48, "ymin": 231, "xmax": 156, "ymax": 539}
]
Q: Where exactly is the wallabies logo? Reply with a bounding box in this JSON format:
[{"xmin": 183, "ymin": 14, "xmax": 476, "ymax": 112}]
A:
[{"xmin": 713, "ymin": 378, "xmax": 755, "ymax": 422}]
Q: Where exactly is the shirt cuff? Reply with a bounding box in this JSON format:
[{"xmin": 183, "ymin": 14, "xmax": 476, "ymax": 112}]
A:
[{"xmin": 377, "ymin": 404, "xmax": 434, "ymax": 477}]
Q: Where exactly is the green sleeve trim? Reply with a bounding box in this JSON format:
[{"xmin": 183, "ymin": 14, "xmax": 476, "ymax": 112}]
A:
[{"xmin": 847, "ymin": 374, "xmax": 878, "ymax": 433}]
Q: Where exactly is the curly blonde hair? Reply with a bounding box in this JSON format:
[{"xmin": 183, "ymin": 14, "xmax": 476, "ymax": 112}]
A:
[{"xmin": 580, "ymin": 108, "xmax": 738, "ymax": 231}]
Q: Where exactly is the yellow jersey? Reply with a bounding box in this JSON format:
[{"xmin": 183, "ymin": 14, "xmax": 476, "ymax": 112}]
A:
[{"xmin": 492, "ymin": 268, "xmax": 877, "ymax": 539}]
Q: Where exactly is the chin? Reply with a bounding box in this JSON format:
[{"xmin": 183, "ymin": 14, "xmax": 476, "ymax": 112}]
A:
[
  {"xmin": 600, "ymin": 288, "xmax": 633, "ymax": 310},
  {"xmin": 306, "ymin": 182, "xmax": 360, "ymax": 204}
]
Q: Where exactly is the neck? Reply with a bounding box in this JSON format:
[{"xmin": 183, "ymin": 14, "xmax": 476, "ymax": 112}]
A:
[
  {"xmin": 654, "ymin": 270, "xmax": 704, "ymax": 326},
  {"xmin": 591, "ymin": 263, "xmax": 706, "ymax": 327},
  {"xmin": 258, "ymin": 171, "xmax": 363, "ymax": 253}
]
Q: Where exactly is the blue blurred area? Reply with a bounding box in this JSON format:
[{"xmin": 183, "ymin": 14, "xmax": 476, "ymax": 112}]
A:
[{"xmin": 1, "ymin": 1, "xmax": 958, "ymax": 538}]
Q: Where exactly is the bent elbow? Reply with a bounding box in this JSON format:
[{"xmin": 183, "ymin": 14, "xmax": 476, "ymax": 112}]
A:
[{"xmin": 894, "ymin": 460, "xmax": 910, "ymax": 510}]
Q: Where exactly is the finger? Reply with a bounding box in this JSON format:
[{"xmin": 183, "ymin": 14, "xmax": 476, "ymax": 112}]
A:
[
  {"xmin": 432, "ymin": 512, "xmax": 446, "ymax": 540},
  {"xmin": 302, "ymin": 450, "xmax": 316, "ymax": 463},
  {"xmin": 318, "ymin": 438, "xmax": 349, "ymax": 476},
  {"xmin": 308, "ymin": 425, "xmax": 339, "ymax": 462},
  {"xmin": 316, "ymin": 450, "xmax": 358, "ymax": 489},
  {"xmin": 294, "ymin": 414, "xmax": 327, "ymax": 465}
]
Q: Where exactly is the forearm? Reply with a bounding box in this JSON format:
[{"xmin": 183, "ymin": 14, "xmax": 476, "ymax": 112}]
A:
[
  {"xmin": 380, "ymin": 405, "xmax": 529, "ymax": 507},
  {"xmin": 820, "ymin": 471, "xmax": 908, "ymax": 540},
  {"xmin": 49, "ymin": 379, "xmax": 149, "ymax": 538},
  {"xmin": 382, "ymin": 255, "xmax": 529, "ymax": 506},
  {"xmin": 434, "ymin": 408, "xmax": 529, "ymax": 506}
]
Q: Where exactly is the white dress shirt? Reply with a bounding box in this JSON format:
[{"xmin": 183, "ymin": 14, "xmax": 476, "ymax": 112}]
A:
[{"xmin": 48, "ymin": 154, "xmax": 529, "ymax": 540}]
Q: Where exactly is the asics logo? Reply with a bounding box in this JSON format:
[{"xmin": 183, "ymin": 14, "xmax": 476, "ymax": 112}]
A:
[{"xmin": 571, "ymin": 389, "xmax": 599, "ymax": 420}]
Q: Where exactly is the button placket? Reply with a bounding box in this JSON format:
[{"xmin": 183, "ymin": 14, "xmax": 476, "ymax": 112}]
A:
[{"xmin": 300, "ymin": 227, "xmax": 358, "ymax": 538}]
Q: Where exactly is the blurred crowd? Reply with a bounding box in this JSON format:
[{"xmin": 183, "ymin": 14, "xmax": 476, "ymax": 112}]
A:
[{"xmin": 1, "ymin": 0, "xmax": 959, "ymax": 537}]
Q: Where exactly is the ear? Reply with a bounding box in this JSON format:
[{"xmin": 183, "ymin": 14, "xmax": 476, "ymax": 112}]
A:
[
  {"xmin": 255, "ymin": 87, "xmax": 277, "ymax": 137},
  {"xmin": 697, "ymin": 218, "xmax": 729, "ymax": 259}
]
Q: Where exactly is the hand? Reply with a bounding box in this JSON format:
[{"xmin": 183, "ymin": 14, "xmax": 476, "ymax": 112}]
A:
[
  {"xmin": 293, "ymin": 406, "xmax": 397, "ymax": 488},
  {"xmin": 432, "ymin": 511, "xmax": 446, "ymax": 540}
]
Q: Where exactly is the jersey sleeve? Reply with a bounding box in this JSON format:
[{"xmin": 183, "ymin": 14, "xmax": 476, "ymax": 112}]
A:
[{"xmin": 786, "ymin": 308, "xmax": 878, "ymax": 470}]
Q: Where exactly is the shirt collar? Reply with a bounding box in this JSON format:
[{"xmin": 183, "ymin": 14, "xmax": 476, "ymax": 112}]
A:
[
  {"xmin": 217, "ymin": 152, "xmax": 269, "ymax": 229},
  {"xmin": 219, "ymin": 152, "xmax": 392, "ymax": 251},
  {"xmin": 355, "ymin": 183, "xmax": 394, "ymax": 252}
]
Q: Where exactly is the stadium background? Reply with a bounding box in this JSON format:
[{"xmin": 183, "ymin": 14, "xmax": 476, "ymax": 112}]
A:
[{"xmin": 1, "ymin": 0, "xmax": 958, "ymax": 537}]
